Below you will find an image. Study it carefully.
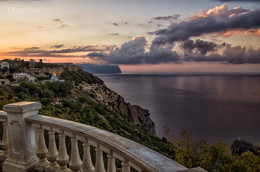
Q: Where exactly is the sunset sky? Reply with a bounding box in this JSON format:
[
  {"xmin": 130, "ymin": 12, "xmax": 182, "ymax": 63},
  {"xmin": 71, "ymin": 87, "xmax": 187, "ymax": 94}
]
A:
[{"xmin": 0, "ymin": 0, "xmax": 260, "ymax": 73}]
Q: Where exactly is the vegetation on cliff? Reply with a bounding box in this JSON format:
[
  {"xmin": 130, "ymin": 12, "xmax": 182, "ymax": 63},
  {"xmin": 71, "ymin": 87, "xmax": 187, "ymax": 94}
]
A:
[{"xmin": 0, "ymin": 59, "xmax": 173, "ymax": 159}]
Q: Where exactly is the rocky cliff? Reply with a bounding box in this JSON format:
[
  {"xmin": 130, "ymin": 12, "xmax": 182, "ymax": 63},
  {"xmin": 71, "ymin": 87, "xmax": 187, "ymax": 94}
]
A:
[
  {"xmin": 1, "ymin": 59, "xmax": 157, "ymax": 137},
  {"xmin": 80, "ymin": 83, "xmax": 156, "ymax": 136}
]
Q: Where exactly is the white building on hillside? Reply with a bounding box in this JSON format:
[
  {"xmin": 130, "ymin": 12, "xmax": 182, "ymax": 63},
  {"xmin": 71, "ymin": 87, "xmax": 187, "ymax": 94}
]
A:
[
  {"xmin": 0, "ymin": 61, "xmax": 9, "ymax": 69},
  {"xmin": 13, "ymin": 73, "xmax": 35, "ymax": 82}
]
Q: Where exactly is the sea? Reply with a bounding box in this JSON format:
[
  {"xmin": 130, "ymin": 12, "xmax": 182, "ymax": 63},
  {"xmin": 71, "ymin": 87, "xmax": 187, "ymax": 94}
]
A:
[{"xmin": 97, "ymin": 74, "xmax": 260, "ymax": 145}]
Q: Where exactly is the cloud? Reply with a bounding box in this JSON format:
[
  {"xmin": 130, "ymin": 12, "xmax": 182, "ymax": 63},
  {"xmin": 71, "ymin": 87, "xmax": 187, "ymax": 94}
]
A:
[
  {"xmin": 108, "ymin": 33, "xmax": 119, "ymax": 36},
  {"xmin": 58, "ymin": 24, "xmax": 69, "ymax": 29},
  {"xmin": 183, "ymin": 39, "xmax": 217, "ymax": 55},
  {"xmin": 52, "ymin": 18, "xmax": 69, "ymax": 29},
  {"xmin": 4, "ymin": 5, "xmax": 260, "ymax": 65},
  {"xmin": 50, "ymin": 44, "xmax": 64, "ymax": 49},
  {"xmin": 109, "ymin": 21, "xmax": 128, "ymax": 27},
  {"xmin": 183, "ymin": 46, "xmax": 260, "ymax": 64},
  {"xmin": 5, "ymin": 45, "xmax": 110, "ymax": 58},
  {"xmin": 24, "ymin": 47, "xmax": 40, "ymax": 51},
  {"xmin": 52, "ymin": 19, "xmax": 63, "ymax": 23},
  {"xmin": 87, "ymin": 37, "xmax": 180, "ymax": 64},
  {"xmin": 152, "ymin": 5, "xmax": 260, "ymax": 48},
  {"xmin": 112, "ymin": 23, "xmax": 119, "ymax": 27},
  {"xmin": 103, "ymin": 37, "xmax": 147, "ymax": 64},
  {"xmin": 153, "ymin": 14, "xmax": 180, "ymax": 21}
]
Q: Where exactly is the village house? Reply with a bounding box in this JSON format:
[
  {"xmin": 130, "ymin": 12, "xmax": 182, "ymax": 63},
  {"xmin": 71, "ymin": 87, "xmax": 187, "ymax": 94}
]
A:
[
  {"xmin": 13, "ymin": 73, "xmax": 35, "ymax": 82},
  {"xmin": 0, "ymin": 61, "xmax": 9, "ymax": 69}
]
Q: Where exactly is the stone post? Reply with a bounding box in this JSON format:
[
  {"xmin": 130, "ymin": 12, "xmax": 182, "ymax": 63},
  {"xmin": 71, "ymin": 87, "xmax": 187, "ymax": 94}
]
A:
[
  {"xmin": 95, "ymin": 144, "xmax": 105, "ymax": 172},
  {"xmin": 2, "ymin": 101, "xmax": 41, "ymax": 172},
  {"xmin": 82, "ymin": 142, "xmax": 95, "ymax": 172},
  {"xmin": 107, "ymin": 150, "xmax": 116, "ymax": 172}
]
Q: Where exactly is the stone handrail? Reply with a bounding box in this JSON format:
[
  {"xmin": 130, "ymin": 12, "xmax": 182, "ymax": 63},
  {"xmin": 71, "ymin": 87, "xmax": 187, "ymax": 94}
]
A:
[
  {"xmin": 0, "ymin": 102, "xmax": 201, "ymax": 172},
  {"xmin": 25, "ymin": 115, "xmax": 187, "ymax": 172}
]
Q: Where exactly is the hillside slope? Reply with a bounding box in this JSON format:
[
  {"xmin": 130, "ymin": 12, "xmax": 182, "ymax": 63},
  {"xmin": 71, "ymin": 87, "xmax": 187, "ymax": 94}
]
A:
[{"xmin": 0, "ymin": 60, "xmax": 173, "ymax": 158}]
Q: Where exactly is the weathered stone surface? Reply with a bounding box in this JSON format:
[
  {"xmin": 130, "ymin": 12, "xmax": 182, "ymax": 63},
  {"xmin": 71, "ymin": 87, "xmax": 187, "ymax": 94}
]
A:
[
  {"xmin": 2, "ymin": 102, "xmax": 39, "ymax": 172},
  {"xmin": 25, "ymin": 114, "xmax": 188, "ymax": 172},
  {"xmin": 3, "ymin": 101, "xmax": 41, "ymax": 114}
]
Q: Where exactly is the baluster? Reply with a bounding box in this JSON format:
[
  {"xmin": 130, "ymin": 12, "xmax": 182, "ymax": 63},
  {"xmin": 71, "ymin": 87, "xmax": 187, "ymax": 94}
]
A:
[
  {"xmin": 82, "ymin": 141, "xmax": 95, "ymax": 172},
  {"xmin": 122, "ymin": 160, "xmax": 130, "ymax": 172},
  {"xmin": 56, "ymin": 133, "xmax": 71, "ymax": 172},
  {"xmin": 69, "ymin": 137, "xmax": 82, "ymax": 172},
  {"xmin": 35, "ymin": 128, "xmax": 49, "ymax": 171},
  {"xmin": 0, "ymin": 121, "xmax": 9, "ymax": 160},
  {"xmin": 46, "ymin": 130, "xmax": 59, "ymax": 172},
  {"xmin": 95, "ymin": 143, "xmax": 106, "ymax": 172},
  {"xmin": 107, "ymin": 150, "xmax": 116, "ymax": 172}
]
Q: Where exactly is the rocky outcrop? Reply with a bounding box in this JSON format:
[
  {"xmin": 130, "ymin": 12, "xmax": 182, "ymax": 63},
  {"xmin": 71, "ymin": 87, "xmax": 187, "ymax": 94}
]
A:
[
  {"xmin": 81, "ymin": 83, "xmax": 156, "ymax": 136},
  {"xmin": 77, "ymin": 63, "xmax": 122, "ymax": 74}
]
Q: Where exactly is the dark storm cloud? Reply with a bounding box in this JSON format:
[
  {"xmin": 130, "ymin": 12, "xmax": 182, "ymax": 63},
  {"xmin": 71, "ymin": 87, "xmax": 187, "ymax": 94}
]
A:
[
  {"xmin": 153, "ymin": 14, "xmax": 180, "ymax": 21},
  {"xmin": 183, "ymin": 39, "xmax": 217, "ymax": 55},
  {"xmin": 87, "ymin": 36, "xmax": 260, "ymax": 64},
  {"xmin": 50, "ymin": 44, "xmax": 64, "ymax": 49},
  {"xmin": 145, "ymin": 43, "xmax": 179, "ymax": 64},
  {"xmin": 152, "ymin": 9, "xmax": 260, "ymax": 47},
  {"xmin": 97, "ymin": 37, "xmax": 147, "ymax": 64},
  {"xmin": 87, "ymin": 37, "xmax": 180, "ymax": 64},
  {"xmin": 184, "ymin": 45, "xmax": 260, "ymax": 64}
]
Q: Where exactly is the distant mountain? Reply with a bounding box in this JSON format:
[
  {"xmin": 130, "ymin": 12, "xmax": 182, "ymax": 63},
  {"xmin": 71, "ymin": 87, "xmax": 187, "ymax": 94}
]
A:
[{"xmin": 77, "ymin": 63, "xmax": 122, "ymax": 74}]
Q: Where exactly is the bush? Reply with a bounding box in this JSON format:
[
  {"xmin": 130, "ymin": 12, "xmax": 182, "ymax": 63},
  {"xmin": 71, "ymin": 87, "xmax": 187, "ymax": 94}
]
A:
[{"xmin": 163, "ymin": 127, "xmax": 260, "ymax": 171}]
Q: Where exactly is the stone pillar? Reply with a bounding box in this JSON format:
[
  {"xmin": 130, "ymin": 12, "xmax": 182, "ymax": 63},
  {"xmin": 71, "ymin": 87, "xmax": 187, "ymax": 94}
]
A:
[
  {"xmin": 95, "ymin": 144, "xmax": 106, "ymax": 172},
  {"xmin": 107, "ymin": 150, "xmax": 116, "ymax": 172},
  {"xmin": 69, "ymin": 137, "xmax": 82, "ymax": 172},
  {"xmin": 2, "ymin": 101, "xmax": 41, "ymax": 172},
  {"xmin": 122, "ymin": 160, "xmax": 130, "ymax": 172},
  {"xmin": 82, "ymin": 142, "xmax": 95, "ymax": 172}
]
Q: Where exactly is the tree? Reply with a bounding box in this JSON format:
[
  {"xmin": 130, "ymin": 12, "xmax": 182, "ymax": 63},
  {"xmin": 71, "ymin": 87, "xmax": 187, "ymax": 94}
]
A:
[
  {"xmin": 163, "ymin": 127, "xmax": 260, "ymax": 171},
  {"xmin": 0, "ymin": 93, "xmax": 17, "ymax": 110}
]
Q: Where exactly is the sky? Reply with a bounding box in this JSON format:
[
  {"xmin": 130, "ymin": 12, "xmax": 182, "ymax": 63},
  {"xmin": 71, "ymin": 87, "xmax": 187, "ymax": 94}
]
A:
[{"xmin": 0, "ymin": 0, "xmax": 260, "ymax": 73}]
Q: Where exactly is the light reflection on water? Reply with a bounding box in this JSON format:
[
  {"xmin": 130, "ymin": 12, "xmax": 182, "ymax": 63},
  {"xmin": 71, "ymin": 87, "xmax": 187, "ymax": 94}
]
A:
[{"xmin": 98, "ymin": 74, "xmax": 260, "ymax": 145}]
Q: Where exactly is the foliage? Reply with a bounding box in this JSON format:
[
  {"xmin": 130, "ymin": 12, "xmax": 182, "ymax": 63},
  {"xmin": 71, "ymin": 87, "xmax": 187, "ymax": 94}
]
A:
[
  {"xmin": 60, "ymin": 69, "xmax": 103, "ymax": 85},
  {"xmin": 163, "ymin": 126, "xmax": 260, "ymax": 171},
  {"xmin": 0, "ymin": 79, "xmax": 172, "ymax": 159},
  {"xmin": 0, "ymin": 93, "xmax": 17, "ymax": 110}
]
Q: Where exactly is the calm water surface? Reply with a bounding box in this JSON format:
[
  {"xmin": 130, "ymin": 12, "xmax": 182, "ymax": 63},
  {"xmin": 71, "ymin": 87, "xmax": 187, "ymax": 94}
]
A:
[{"xmin": 98, "ymin": 74, "xmax": 260, "ymax": 145}]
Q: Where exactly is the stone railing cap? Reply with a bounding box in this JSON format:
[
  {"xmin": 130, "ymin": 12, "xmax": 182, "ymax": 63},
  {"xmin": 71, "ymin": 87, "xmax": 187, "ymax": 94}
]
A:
[{"xmin": 3, "ymin": 101, "xmax": 41, "ymax": 114}]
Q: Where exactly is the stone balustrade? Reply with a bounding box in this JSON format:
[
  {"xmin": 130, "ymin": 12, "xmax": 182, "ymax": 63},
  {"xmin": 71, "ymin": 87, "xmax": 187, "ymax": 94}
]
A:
[{"xmin": 0, "ymin": 102, "xmax": 203, "ymax": 172}]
